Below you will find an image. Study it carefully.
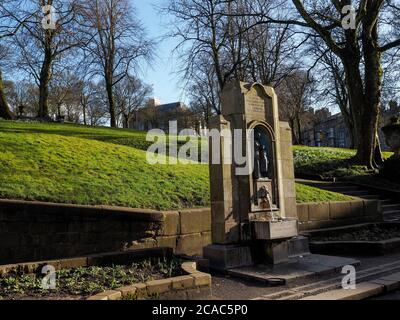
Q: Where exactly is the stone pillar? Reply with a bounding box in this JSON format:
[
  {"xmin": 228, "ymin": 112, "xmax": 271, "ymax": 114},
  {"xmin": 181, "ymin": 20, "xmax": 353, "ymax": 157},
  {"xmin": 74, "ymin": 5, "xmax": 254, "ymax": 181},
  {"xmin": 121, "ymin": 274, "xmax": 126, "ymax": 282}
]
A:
[
  {"xmin": 208, "ymin": 116, "xmax": 240, "ymax": 244},
  {"xmin": 204, "ymin": 81, "xmax": 300, "ymax": 270},
  {"xmin": 279, "ymin": 122, "xmax": 297, "ymax": 219}
]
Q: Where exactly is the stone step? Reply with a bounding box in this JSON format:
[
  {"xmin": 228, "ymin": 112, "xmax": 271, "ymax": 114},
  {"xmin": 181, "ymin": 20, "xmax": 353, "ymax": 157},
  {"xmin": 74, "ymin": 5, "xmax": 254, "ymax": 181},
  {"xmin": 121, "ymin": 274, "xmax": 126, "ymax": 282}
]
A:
[
  {"xmin": 342, "ymin": 190, "xmax": 371, "ymax": 196},
  {"xmin": 300, "ymin": 282, "xmax": 384, "ymax": 300},
  {"xmin": 318, "ymin": 186, "xmax": 362, "ymax": 192},
  {"xmin": 256, "ymin": 260, "xmax": 400, "ymax": 301},
  {"xmin": 383, "ymin": 210, "xmax": 400, "ymax": 216},
  {"xmin": 358, "ymin": 194, "xmax": 382, "ymax": 200},
  {"xmin": 383, "ymin": 204, "xmax": 400, "ymax": 211}
]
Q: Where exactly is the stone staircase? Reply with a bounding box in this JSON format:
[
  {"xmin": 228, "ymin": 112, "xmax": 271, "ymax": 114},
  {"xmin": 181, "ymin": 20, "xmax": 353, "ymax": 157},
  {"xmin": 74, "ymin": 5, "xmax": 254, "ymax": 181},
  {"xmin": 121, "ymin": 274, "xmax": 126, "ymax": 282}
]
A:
[{"xmin": 300, "ymin": 181, "xmax": 400, "ymax": 222}]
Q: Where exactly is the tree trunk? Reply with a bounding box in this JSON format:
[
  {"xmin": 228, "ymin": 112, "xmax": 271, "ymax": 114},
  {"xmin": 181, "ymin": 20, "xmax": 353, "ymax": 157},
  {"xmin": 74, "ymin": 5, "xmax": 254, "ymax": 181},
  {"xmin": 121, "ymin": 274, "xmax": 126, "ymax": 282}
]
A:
[
  {"xmin": 38, "ymin": 52, "xmax": 52, "ymax": 120},
  {"xmin": 288, "ymin": 118, "xmax": 298, "ymax": 144},
  {"xmin": 123, "ymin": 113, "xmax": 129, "ymax": 128},
  {"xmin": 0, "ymin": 69, "xmax": 14, "ymax": 120},
  {"xmin": 361, "ymin": 22, "xmax": 384, "ymax": 168},
  {"xmin": 105, "ymin": 77, "xmax": 116, "ymax": 128},
  {"xmin": 296, "ymin": 116, "xmax": 303, "ymax": 145},
  {"xmin": 83, "ymin": 103, "xmax": 87, "ymax": 126},
  {"xmin": 342, "ymin": 51, "xmax": 379, "ymax": 169}
]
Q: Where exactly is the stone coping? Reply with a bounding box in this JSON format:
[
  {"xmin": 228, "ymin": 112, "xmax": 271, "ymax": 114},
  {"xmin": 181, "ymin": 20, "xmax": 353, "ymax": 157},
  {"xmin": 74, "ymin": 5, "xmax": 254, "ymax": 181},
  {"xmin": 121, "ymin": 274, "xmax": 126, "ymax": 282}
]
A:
[
  {"xmin": 86, "ymin": 262, "xmax": 212, "ymax": 300},
  {"xmin": 0, "ymin": 248, "xmax": 172, "ymax": 276}
]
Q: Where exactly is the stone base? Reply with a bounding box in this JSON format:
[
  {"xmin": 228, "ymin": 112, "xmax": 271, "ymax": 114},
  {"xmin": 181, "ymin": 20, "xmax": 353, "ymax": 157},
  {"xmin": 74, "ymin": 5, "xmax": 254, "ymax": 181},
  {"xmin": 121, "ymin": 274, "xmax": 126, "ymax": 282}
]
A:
[
  {"xmin": 228, "ymin": 254, "xmax": 360, "ymax": 285},
  {"xmin": 203, "ymin": 244, "xmax": 253, "ymax": 271},
  {"xmin": 253, "ymin": 236, "xmax": 311, "ymax": 265},
  {"xmin": 288, "ymin": 236, "xmax": 310, "ymax": 258}
]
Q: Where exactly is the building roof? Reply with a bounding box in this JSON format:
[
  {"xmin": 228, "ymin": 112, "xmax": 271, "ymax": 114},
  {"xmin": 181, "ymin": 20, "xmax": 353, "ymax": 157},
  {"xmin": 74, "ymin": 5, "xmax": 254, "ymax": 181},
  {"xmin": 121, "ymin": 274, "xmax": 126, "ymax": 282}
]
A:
[{"xmin": 156, "ymin": 102, "xmax": 185, "ymax": 113}]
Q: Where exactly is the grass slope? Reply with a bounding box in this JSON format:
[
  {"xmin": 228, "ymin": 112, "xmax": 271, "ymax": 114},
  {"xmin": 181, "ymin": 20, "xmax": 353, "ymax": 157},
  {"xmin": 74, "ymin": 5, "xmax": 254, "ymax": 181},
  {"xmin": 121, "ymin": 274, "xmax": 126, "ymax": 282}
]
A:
[
  {"xmin": 0, "ymin": 121, "xmax": 208, "ymax": 210},
  {"xmin": 0, "ymin": 120, "xmax": 353, "ymax": 209},
  {"xmin": 294, "ymin": 145, "xmax": 393, "ymax": 178},
  {"xmin": 296, "ymin": 183, "xmax": 352, "ymax": 203}
]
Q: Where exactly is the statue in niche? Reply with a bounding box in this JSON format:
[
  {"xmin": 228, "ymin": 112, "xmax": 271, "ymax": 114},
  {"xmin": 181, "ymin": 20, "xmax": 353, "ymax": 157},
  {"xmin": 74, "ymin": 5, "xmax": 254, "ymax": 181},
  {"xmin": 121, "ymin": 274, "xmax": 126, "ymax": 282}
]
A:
[{"xmin": 253, "ymin": 131, "xmax": 270, "ymax": 179}]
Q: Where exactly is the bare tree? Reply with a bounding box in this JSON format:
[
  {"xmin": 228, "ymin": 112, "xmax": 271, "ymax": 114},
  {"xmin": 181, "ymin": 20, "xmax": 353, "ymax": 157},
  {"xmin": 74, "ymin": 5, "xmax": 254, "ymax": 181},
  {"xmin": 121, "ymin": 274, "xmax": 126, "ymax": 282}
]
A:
[
  {"xmin": 114, "ymin": 75, "xmax": 153, "ymax": 128},
  {"xmin": 166, "ymin": 0, "xmax": 304, "ymax": 119},
  {"xmin": 311, "ymin": 43, "xmax": 357, "ymax": 149},
  {"xmin": 283, "ymin": 0, "xmax": 400, "ymax": 167},
  {"xmin": 277, "ymin": 70, "xmax": 315, "ymax": 145},
  {"xmin": 164, "ymin": 0, "xmax": 249, "ymax": 95},
  {"xmin": 77, "ymin": 0, "xmax": 153, "ymax": 128},
  {"xmin": 0, "ymin": 0, "xmax": 31, "ymax": 119},
  {"xmin": 14, "ymin": 0, "xmax": 84, "ymax": 119},
  {"xmin": 49, "ymin": 70, "xmax": 81, "ymax": 121}
]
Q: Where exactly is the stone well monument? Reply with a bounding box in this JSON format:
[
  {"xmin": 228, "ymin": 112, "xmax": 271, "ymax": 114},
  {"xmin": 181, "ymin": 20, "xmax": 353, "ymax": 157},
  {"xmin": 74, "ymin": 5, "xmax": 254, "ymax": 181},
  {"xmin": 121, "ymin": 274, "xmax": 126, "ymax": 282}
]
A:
[{"xmin": 204, "ymin": 81, "xmax": 308, "ymax": 269}]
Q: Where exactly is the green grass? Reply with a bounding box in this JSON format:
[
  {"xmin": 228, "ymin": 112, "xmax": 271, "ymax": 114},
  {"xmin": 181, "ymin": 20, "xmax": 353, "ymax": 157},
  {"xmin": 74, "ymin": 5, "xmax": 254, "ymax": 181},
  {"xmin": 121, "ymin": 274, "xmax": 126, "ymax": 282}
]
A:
[
  {"xmin": 0, "ymin": 121, "xmax": 209, "ymax": 210},
  {"xmin": 0, "ymin": 120, "xmax": 354, "ymax": 209},
  {"xmin": 293, "ymin": 145, "xmax": 393, "ymax": 179},
  {"xmin": 296, "ymin": 183, "xmax": 353, "ymax": 203}
]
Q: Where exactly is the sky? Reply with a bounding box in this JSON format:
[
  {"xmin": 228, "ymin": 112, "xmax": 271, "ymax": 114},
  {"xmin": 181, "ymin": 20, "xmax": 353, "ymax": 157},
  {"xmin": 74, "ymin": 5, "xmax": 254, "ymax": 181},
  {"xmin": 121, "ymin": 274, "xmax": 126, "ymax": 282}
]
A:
[{"xmin": 134, "ymin": 0, "xmax": 188, "ymax": 104}]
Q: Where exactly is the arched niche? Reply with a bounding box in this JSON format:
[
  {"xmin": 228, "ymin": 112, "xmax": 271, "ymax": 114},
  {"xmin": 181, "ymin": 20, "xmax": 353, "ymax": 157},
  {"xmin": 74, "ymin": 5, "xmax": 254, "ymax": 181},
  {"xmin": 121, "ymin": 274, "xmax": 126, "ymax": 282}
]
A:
[{"xmin": 248, "ymin": 121, "xmax": 279, "ymax": 211}]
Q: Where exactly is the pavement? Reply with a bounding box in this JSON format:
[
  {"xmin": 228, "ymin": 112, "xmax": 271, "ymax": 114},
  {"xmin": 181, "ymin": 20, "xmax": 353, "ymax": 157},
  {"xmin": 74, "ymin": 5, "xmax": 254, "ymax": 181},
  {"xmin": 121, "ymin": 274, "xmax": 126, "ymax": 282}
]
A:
[{"xmin": 210, "ymin": 252, "xmax": 400, "ymax": 300}]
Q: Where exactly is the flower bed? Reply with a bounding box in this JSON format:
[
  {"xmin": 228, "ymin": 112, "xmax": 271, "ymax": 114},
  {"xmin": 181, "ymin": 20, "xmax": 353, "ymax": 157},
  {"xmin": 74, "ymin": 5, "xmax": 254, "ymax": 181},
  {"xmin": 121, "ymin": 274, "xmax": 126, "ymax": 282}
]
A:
[{"xmin": 0, "ymin": 257, "xmax": 182, "ymax": 300}]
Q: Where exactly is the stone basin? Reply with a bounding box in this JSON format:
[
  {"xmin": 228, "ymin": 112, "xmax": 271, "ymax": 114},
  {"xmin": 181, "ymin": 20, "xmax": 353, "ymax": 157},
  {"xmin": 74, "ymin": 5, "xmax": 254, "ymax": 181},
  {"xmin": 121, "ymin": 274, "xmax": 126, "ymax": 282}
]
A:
[{"xmin": 252, "ymin": 219, "xmax": 298, "ymax": 240}]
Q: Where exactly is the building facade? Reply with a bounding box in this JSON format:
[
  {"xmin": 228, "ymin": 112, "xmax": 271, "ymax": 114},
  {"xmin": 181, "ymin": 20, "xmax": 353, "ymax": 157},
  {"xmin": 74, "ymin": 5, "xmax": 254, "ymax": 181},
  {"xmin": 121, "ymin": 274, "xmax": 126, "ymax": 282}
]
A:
[
  {"xmin": 301, "ymin": 111, "xmax": 398, "ymax": 151},
  {"xmin": 129, "ymin": 99, "xmax": 194, "ymax": 133}
]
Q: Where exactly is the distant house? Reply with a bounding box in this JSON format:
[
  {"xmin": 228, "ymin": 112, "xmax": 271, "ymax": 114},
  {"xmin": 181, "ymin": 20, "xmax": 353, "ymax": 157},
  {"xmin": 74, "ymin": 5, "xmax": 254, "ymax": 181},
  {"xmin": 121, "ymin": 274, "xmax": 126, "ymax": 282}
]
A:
[
  {"xmin": 301, "ymin": 108, "xmax": 399, "ymax": 151},
  {"xmin": 302, "ymin": 113, "xmax": 351, "ymax": 148},
  {"xmin": 128, "ymin": 98, "xmax": 196, "ymax": 133}
]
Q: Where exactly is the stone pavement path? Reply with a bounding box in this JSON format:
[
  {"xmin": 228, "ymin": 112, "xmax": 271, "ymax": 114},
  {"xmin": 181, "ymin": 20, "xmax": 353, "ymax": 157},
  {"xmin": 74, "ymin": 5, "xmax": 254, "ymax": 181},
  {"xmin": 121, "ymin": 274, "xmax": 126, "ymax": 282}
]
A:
[{"xmin": 210, "ymin": 252, "xmax": 400, "ymax": 300}]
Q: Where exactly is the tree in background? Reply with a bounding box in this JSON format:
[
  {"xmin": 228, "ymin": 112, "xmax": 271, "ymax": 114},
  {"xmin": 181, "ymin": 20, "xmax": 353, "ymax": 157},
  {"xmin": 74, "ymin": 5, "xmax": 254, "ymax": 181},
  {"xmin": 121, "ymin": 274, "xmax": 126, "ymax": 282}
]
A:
[
  {"xmin": 0, "ymin": 0, "xmax": 30, "ymax": 119},
  {"xmin": 14, "ymin": 0, "xmax": 83, "ymax": 120},
  {"xmin": 286, "ymin": 0, "xmax": 400, "ymax": 167},
  {"xmin": 277, "ymin": 70, "xmax": 315, "ymax": 145},
  {"xmin": 78, "ymin": 0, "xmax": 153, "ymax": 128},
  {"xmin": 311, "ymin": 45, "xmax": 357, "ymax": 149},
  {"xmin": 114, "ymin": 75, "xmax": 153, "ymax": 128},
  {"xmin": 165, "ymin": 0, "xmax": 303, "ymax": 126}
]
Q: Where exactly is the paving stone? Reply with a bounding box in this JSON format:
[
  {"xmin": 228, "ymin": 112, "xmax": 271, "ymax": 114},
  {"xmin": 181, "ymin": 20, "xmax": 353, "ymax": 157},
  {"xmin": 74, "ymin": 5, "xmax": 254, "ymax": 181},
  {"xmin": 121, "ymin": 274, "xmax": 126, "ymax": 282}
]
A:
[
  {"xmin": 370, "ymin": 279, "xmax": 400, "ymax": 292},
  {"xmin": 301, "ymin": 282, "xmax": 384, "ymax": 300},
  {"xmin": 379, "ymin": 272, "xmax": 400, "ymax": 282}
]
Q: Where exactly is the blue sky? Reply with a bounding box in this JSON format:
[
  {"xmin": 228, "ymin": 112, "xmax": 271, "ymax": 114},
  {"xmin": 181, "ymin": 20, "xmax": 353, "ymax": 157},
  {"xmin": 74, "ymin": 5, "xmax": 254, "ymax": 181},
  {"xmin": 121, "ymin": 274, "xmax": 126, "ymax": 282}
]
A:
[{"xmin": 135, "ymin": 0, "xmax": 188, "ymax": 104}]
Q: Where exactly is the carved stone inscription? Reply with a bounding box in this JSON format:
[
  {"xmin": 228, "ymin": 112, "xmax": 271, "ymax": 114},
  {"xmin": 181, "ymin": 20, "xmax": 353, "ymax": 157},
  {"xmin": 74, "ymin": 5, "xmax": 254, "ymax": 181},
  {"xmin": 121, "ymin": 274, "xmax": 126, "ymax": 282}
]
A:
[{"xmin": 246, "ymin": 95, "xmax": 265, "ymax": 115}]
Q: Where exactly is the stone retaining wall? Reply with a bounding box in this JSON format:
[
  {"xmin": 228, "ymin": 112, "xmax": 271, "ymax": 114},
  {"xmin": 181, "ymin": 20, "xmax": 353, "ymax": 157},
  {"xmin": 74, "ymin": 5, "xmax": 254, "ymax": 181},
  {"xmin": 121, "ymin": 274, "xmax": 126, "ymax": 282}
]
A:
[
  {"xmin": 0, "ymin": 200, "xmax": 211, "ymax": 264},
  {"xmin": 0, "ymin": 198, "xmax": 382, "ymax": 264},
  {"xmin": 298, "ymin": 199, "xmax": 382, "ymax": 231},
  {"xmin": 87, "ymin": 262, "xmax": 212, "ymax": 300}
]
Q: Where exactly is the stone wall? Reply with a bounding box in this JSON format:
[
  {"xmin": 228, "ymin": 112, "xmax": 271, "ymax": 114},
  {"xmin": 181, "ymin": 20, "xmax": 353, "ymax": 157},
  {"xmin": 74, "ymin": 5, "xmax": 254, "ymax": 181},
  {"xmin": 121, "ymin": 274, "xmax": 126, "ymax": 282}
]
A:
[
  {"xmin": 0, "ymin": 198, "xmax": 382, "ymax": 264},
  {"xmin": 0, "ymin": 200, "xmax": 211, "ymax": 265},
  {"xmin": 298, "ymin": 199, "xmax": 382, "ymax": 231}
]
